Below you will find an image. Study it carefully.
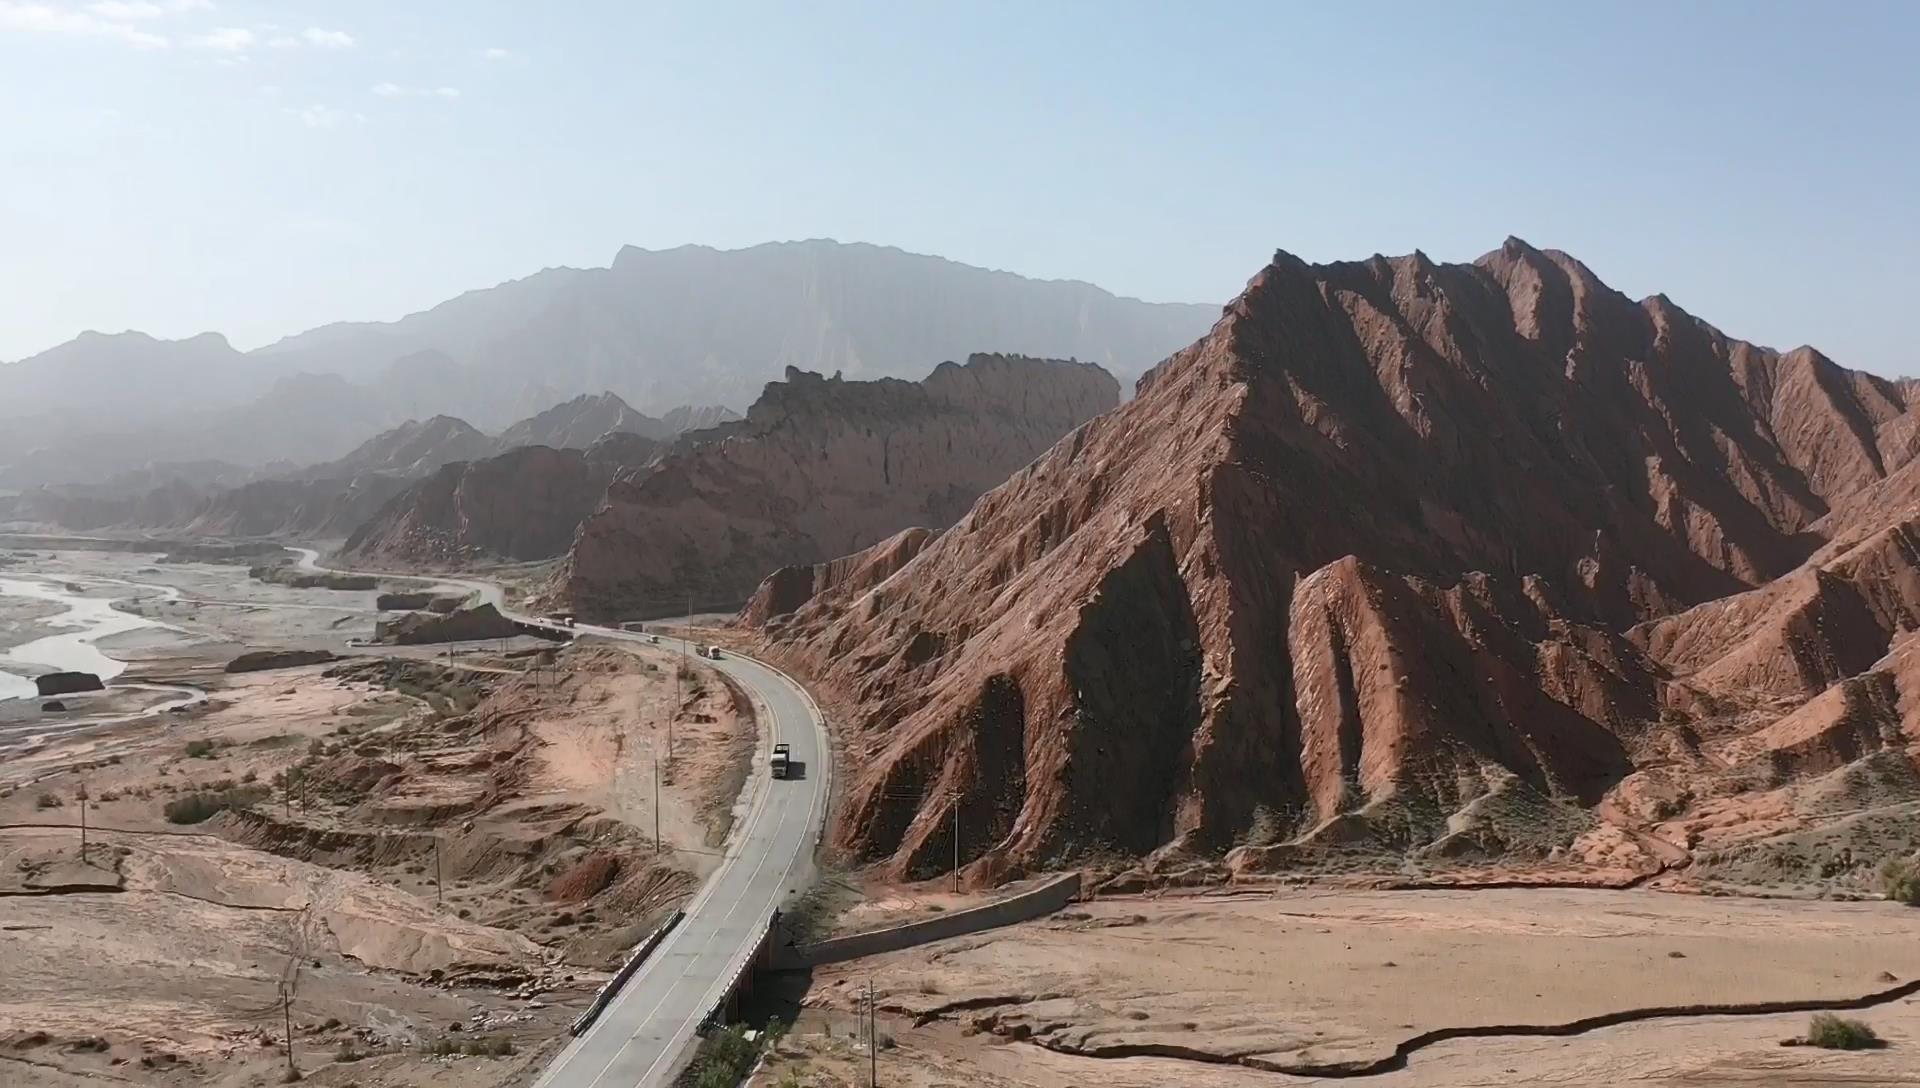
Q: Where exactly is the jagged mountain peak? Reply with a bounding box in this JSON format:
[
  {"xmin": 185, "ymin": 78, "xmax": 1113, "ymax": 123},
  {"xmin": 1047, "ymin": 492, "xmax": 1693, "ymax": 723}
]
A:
[{"xmin": 743, "ymin": 239, "xmax": 1920, "ymax": 881}]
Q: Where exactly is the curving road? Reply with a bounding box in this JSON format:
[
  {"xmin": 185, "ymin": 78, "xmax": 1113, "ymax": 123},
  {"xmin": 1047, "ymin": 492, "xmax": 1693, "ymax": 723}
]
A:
[{"xmin": 288, "ymin": 547, "xmax": 829, "ymax": 1088}]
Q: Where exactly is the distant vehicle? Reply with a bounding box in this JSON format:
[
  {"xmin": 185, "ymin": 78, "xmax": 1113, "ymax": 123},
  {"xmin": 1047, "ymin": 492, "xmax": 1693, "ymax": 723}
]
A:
[
  {"xmin": 646, "ymin": 634, "xmax": 660, "ymax": 644},
  {"xmin": 704, "ymin": 646, "xmax": 723, "ymax": 660},
  {"xmin": 770, "ymin": 742, "xmax": 791, "ymax": 779},
  {"xmin": 545, "ymin": 612, "xmax": 576, "ymax": 627}
]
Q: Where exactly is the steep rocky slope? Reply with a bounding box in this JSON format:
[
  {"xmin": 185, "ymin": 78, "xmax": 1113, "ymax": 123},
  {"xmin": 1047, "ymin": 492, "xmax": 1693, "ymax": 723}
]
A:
[
  {"xmin": 552, "ymin": 354, "xmax": 1119, "ymax": 619},
  {"xmin": 746, "ymin": 239, "xmax": 1920, "ymax": 882},
  {"xmin": 495, "ymin": 391, "xmax": 663, "ymax": 449},
  {"xmin": 300, "ymin": 415, "xmax": 498, "ymax": 481},
  {"xmin": 185, "ymin": 476, "xmax": 411, "ymax": 539},
  {"xmin": 342, "ymin": 437, "xmax": 662, "ymax": 565}
]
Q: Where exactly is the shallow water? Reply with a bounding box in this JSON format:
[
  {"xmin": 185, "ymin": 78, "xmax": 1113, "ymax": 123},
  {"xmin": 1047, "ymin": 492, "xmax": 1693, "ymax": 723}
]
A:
[{"xmin": 0, "ymin": 575, "xmax": 170, "ymax": 700}]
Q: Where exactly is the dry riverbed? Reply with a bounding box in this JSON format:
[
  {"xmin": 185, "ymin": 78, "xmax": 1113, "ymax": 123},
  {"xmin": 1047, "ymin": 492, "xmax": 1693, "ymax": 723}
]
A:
[{"xmin": 759, "ymin": 887, "xmax": 1920, "ymax": 1088}]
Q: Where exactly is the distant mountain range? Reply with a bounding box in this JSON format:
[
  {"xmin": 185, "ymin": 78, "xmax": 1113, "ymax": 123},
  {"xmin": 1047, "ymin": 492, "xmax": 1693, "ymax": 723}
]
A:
[
  {"xmin": 0, "ymin": 391, "xmax": 727, "ymax": 539},
  {"xmin": 0, "ymin": 240, "xmax": 1217, "ymax": 487}
]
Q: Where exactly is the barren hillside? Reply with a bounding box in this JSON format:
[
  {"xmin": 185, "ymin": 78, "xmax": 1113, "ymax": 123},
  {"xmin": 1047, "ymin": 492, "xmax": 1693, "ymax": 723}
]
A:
[
  {"xmin": 744, "ymin": 238, "xmax": 1920, "ymax": 884},
  {"xmin": 551, "ymin": 354, "xmax": 1119, "ymax": 620}
]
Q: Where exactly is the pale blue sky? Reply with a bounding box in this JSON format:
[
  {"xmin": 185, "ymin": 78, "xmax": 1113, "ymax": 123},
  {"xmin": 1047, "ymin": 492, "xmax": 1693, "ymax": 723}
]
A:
[{"xmin": 2, "ymin": 2, "xmax": 1915, "ymax": 375}]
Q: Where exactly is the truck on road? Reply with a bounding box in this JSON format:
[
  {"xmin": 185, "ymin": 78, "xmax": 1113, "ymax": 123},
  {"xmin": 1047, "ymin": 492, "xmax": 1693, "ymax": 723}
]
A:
[{"xmin": 770, "ymin": 742, "xmax": 791, "ymax": 780}]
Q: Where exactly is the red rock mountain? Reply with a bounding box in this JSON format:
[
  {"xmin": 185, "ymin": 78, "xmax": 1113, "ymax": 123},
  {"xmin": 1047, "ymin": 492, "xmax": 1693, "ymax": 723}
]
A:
[
  {"xmin": 745, "ymin": 239, "xmax": 1920, "ymax": 883},
  {"xmin": 551, "ymin": 354, "xmax": 1120, "ymax": 619},
  {"xmin": 342, "ymin": 436, "xmax": 662, "ymax": 565}
]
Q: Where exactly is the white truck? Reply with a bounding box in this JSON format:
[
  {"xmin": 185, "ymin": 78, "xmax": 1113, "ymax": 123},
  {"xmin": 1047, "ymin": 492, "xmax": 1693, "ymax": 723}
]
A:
[{"xmin": 770, "ymin": 742, "xmax": 791, "ymax": 780}]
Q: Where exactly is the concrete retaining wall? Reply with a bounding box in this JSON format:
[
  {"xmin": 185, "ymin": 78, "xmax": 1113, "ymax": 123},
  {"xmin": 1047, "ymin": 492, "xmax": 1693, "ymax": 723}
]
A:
[
  {"xmin": 774, "ymin": 872, "xmax": 1080, "ymax": 969},
  {"xmin": 570, "ymin": 909, "xmax": 683, "ymax": 1036}
]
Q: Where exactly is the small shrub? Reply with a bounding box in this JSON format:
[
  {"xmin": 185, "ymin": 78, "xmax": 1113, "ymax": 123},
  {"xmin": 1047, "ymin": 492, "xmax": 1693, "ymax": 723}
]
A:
[
  {"xmin": 693, "ymin": 1024, "xmax": 758, "ymax": 1088},
  {"xmin": 1806, "ymin": 1013, "xmax": 1881, "ymax": 1050},
  {"xmin": 184, "ymin": 739, "xmax": 215, "ymax": 759},
  {"xmin": 34, "ymin": 792, "xmax": 62, "ymax": 810},
  {"xmin": 163, "ymin": 785, "xmax": 270, "ymax": 825},
  {"xmin": 462, "ymin": 1035, "xmax": 514, "ymax": 1057},
  {"xmin": 421, "ymin": 1037, "xmax": 460, "ymax": 1056},
  {"xmin": 1880, "ymin": 857, "xmax": 1920, "ymax": 905},
  {"xmin": 334, "ymin": 1041, "xmax": 365, "ymax": 1063}
]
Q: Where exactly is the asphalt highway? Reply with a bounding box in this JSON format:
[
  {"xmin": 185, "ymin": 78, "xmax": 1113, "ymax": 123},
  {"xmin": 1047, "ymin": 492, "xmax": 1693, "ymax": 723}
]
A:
[{"xmin": 289, "ymin": 547, "xmax": 829, "ymax": 1087}]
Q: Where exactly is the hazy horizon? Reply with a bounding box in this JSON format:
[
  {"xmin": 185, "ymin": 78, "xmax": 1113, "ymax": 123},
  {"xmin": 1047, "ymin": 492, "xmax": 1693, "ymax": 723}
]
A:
[
  {"xmin": 4, "ymin": 2, "xmax": 1916, "ymax": 375},
  {"xmin": 2, "ymin": 237, "xmax": 1222, "ymax": 360}
]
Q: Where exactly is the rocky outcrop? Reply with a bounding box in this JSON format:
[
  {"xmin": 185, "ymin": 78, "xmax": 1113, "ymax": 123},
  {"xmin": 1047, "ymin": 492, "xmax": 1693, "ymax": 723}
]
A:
[
  {"xmin": 374, "ymin": 604, "xmax": 521, "ymax": 645},
  {"xmin": 495, "ymin": 392, "xmax": 664, "ymax": 449},
  {"xmin": 225, "ymin": 649, "xmax": 338, "ymax": 673},
  {"xmin": 551, "ymin": 354, "xmax": 1120, "ymax": 620},
  {"xmin": 185, "ymin": 475, "xmax": 409, "ymax": 539},
  {"xmin": 301, "ymin": 416, "xmax": 498, "ymax": 481},
  {"xmin": 249, "ymin": 564, "xmax": 377, "ymax": 591},
  {"xmin": 658, "ymin": 405, "xmax": 739, "ymax": 435},
  {"xmin": 342, "ymin": 436, "xmax": 664, "ymax": 566},
  {"xmin": 739, "ymin": 527, "xmax": 935, "ymax": 627},
  {"xmin": 35, "ymin": 672, "xmax": 103, "ymax": 697},
  {"xmin": 748, "ymin": 239, "xmax": 1920, "ymax": 879}
]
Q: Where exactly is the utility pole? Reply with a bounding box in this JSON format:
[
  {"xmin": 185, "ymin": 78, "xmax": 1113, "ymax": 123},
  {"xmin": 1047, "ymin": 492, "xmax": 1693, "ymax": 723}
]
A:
[
  {"xmin": 653, "ymin": 758, "xmax": 661, "ymax": 854},
  {"xmin": 282, "ymin": 994, "xmax": 296, "ymax": 1080},
  {"xmin": 76, "ymin": 783, "xmax": 88, "ymax": 863},
  {"xmin": 433, "ymin": 838, "xmax": 442, "ymax": 906},
  {"xmin": 952, "ymin": 802, "xmax": 959, "ymax": 895},
  {"xmin": 868, "ymin": 979, "xmax": 877, "ymax": 1087}
]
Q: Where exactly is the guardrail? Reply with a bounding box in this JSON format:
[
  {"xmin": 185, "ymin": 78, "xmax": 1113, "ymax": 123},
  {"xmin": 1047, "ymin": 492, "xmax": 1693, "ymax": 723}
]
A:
[
  {"xmin": 570, "ymin": 909, "xmax": 684, "ymax": 1036},
  {"xmin": 770, "ymin": 872, "xmax": 1081, "ymax": 970},
  {"xmin": 697, "ymin": 911, "xmax": 780, "ymax": 1033}
]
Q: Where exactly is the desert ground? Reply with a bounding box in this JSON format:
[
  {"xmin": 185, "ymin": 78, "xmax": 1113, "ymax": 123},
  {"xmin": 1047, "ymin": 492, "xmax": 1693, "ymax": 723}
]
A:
[
  {"xmin": 12, "ymin": 546, "xmax": 1920, "ymax": 1088},
  {"xmin": 760, "ymin": 887, "xmax": 1920, "ymax": 1087},
  {"xmin": 0, "ymin": 547, "xmax": 755, "ymax": 1088}
]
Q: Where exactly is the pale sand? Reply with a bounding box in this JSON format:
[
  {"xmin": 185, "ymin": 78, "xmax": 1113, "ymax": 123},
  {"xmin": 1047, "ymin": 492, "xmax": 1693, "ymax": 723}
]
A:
[{"xmin": 764, "ymin": 888, "xmax": 1920, "ymax": 1087}]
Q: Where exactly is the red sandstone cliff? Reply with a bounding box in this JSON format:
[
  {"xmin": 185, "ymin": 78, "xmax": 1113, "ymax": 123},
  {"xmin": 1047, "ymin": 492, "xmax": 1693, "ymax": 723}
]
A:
[
  {"xmin": 550, "ymin": 354, "xmax": 1119, "ymax": 619},
  {"xmin": 341, "ymin": 435, "xmax": 663, "ymax": 565},
  {"xmin": 746, "ymin": 239, "xmax": 1920, "ymax": 882}
]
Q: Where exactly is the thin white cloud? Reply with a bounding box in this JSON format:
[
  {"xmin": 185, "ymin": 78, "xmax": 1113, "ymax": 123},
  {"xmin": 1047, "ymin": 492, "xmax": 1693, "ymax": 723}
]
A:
[
  {"xmin": 0, "ymin": 1, "xmax": 170, "ymax": 48},
  {"xmin": 480, "ymin": 46, "xmax": 510, "ymax": 61},
  {"xmin": 87, "ymin": 0, "xmax": 161, "ymax": 17},
  {"xmin": 87, "ymin": 0, "xmax": 210, "ymax": 18},
  {"xmin": 288, "ymin": 103, "xmax": 362, "ymax": 129},
  {"xmin": 266, "ymin": 34, "xmax": 295, "ymax": 47},
  {"xmin": 187, "ymin": 25, "xmax": 252, "ymax": 50},
  {"xmin": 372, "ymin": 82, "xmax": 459, "ymax": 99},
  {"xmin": 300, "ymin": 26, "xmax": 352, "ymax": 48}
]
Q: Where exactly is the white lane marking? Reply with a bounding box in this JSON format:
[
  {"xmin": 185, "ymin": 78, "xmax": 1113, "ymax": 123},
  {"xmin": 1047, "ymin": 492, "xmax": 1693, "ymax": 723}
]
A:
[
  {"xmin": 591, "ymin": 762, "xmax": 796, "ymax": 1088},
  {"xmin": 295, "ymin": 548, "xmax": 828, "ymax": 1088},
  {"xmin": 531, "ymin": 645, "xmax": 791, "ymax": 1088}
]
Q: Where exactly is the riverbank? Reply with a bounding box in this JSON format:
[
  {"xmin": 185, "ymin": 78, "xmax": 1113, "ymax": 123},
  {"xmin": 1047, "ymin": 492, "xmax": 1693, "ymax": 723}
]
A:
[{"xmin": 0, "ymin": 570, "xmax": 183, "ymax": 700}]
